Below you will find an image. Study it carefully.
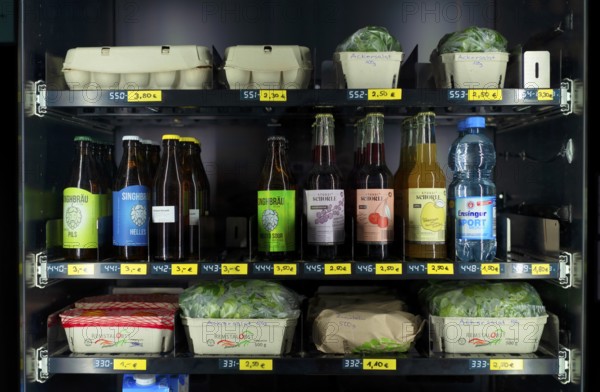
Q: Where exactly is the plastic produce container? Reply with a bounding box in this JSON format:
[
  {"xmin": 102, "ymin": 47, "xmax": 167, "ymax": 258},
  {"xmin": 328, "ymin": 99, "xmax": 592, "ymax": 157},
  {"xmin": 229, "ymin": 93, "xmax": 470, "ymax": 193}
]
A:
[
  {"xmin": 334, "ymin": 51, "xmax": 403, "ymax": 89},
  {"xmin": 432, "ymin": 51, "xmax": 509, "ymax": 88},
  {"xmin": 62, "ymin": 45, "xmax": 213, "ymax": 90},
  {"xmin": 220, "ymin": 45, "xmax": 312, "ymax": 89},
  {"xmin": 429, "ymin": 314, "xmax": 548, "ymax": 353},
  {"xmin": 181, "ymin": 316, "xmax": 298, "ymax": 355},
  {"xmin": 74, "ymin": 293, "xmax": 180, "ymax": 310},
  {"xmin": 59, "ymin": 308, "xmax": 176, "ymax": 353}
]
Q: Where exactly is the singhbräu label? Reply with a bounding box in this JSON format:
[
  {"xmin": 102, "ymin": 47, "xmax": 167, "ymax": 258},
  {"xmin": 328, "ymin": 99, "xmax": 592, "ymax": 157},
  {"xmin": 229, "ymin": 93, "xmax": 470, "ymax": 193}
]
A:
[
  {"xmin": 63, "ymin": 188, "xmax": 100, "ymax": 249},
  {"xmin": 257, "ymin": 190, "xmax": 296, "ymax": 252}
]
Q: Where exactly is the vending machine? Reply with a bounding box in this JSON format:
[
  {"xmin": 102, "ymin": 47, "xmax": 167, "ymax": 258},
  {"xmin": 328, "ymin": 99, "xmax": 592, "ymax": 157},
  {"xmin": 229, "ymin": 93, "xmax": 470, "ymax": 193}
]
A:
[{"xmin": 18, "ymin": 0, "xmax": 591, "ymax": 391}]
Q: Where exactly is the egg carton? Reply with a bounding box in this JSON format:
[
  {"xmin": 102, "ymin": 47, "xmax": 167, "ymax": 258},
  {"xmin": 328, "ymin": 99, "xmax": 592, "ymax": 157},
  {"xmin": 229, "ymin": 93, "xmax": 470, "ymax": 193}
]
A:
[
  {"xmin": 219, "ymin": 45, "xmax": 312, "ymax": 89},
  {"xmin": 62, "ymin": 45, "xmax": 213, "ymax": 90}
]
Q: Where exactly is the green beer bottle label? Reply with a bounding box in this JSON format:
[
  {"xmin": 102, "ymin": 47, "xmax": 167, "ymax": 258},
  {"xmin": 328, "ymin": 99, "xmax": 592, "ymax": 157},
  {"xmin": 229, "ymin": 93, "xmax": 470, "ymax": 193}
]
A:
[
  {"xmin": 257, "ymin": 190, "xmax": 296, "ymax": 252},
  {"xmin": 63, "ymin": 187, "xmax": 100, "ymax": 249}
]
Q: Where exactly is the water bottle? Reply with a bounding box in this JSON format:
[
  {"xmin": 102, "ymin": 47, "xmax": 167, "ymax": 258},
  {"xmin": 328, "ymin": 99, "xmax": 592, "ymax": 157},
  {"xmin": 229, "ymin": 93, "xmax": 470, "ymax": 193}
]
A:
[
  {"xmin": 452, "ymin": 116, "xmax": 497, "ymax": 262},
  {"xmin": 446, "ymin": 119, "xmax": 467, "ymax": 260}
]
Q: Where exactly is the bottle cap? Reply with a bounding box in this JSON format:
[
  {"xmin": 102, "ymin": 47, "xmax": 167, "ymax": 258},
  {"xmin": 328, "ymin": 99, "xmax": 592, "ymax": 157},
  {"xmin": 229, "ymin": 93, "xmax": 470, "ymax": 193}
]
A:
[
  {"xmin": 180, "ymin": 136, "xmax": 196, "ymax": 143},
  {"xmin": 134, "ymin": 374, "xmax": 156, "ymax": 386},
  {"xmin": 122, "ymin": 135, "xmax": 140, "ymax": 141},
  {"xmin": 456, "ymin": 119, "xmax": 467, "ymax": 132},
  {"xmin": 162, "ymin": 134, "xmax": 180, "ymax": 140},
  {"xmin": 464, "ymin": 116, "xmax": 486, "ymax": 128},
  {"xmin": 140, "ymin": 139, "xmax": 152, "ymax": 144},
  {"xmin": 267, "ymin": 135, "xmax": 287, "ymax": 142},
  {"xmin": 74, "ymin": 136, "xmax": 93, "ymax": 142}
]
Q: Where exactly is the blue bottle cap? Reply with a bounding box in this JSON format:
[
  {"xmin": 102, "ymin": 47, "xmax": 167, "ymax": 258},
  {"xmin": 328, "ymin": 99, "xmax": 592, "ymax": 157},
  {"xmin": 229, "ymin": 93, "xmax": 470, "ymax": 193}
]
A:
[{"xmin": 464, "ymin": 116, "xmax": 486, "ymax": 128}]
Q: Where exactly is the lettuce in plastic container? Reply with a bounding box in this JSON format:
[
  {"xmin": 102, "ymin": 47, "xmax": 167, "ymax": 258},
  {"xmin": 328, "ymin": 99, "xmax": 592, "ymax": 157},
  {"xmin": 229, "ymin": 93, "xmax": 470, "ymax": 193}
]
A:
[
  {"xmin": 179, "ymin": 280, "xmax": 301, "ymax": 319},
  {"xmin": 437, "ymin": 26, "xmax": 508, "ymax": 54},
  {"xmin": 419, "ymin": 281, "xmax": 546, "ymax": 318},
  {"xmin": 336, "ymin": 26, "xmax": 402, "ymax": 52}
]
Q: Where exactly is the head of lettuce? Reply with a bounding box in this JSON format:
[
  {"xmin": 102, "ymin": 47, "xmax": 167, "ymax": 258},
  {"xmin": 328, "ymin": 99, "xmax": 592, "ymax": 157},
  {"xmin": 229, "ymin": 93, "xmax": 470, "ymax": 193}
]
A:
[
  {"xmin": 437, "ymin": 26, "xmax": 508, "ymax": 54},
  {"xmin": 336, "ymin": 26, "xmax": 402, "ymax": 52}
]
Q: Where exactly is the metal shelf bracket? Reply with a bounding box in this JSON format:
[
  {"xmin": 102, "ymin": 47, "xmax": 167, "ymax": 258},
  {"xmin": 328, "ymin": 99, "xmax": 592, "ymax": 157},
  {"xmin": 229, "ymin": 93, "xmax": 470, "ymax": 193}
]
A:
[
  {"xmin": 32, "ymin": 252, "xmax": 49, "ymax": 289},
  {"xmin": 558, "ymin": 251, "xmax": 572, "ymax": 288},
  {"xmin": 557, "ymin": 345, "xmax": 581, "ymax": 384},
  {"xmin": 28, "ymin": 346, "xmax": 50, "ymax": 383},
  {"xmin": 33, "ymin": 80, "xmax": 48, "ymax": 117},
  {"xmin": 560, "ymin": 79, "xmax": 573, "ymax": 115}
]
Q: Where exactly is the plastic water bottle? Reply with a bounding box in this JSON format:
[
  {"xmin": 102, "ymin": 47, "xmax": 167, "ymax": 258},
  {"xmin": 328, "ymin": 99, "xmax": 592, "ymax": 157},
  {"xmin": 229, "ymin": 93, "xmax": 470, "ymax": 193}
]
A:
[
  {"xmin": 446, "ymin": 119, "xmax": 467, "ymax": 259},
  {"xmin": 452, "ymin": 116, "xmax": 497, "ymax": 261}
]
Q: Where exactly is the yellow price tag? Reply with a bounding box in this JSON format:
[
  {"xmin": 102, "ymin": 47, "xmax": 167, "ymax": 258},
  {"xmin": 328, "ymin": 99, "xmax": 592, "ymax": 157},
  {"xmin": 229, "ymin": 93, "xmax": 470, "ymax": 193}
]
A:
[
  {"xmin": 468, "ymin": 89, "xmax": 502, "ymax": 101},
  {"xmin": 532, "ymin": 264, "xmax": 551, "ymax": 275},
  {"xmin": 67, "ymin": 264, "xmax": 94, "ymax": 276},
  {"xmin": 273, "ymin": 264, "xmax": 297, "ymax": 276},
  {"xmin": 259, "ymin": 90, "xmax": 287, "ymax": 102},
  {"xmin": 481, "ymin": 263, "xmax": 500, "ymax": 275},
  {"xmin": 120, "ymin": 264, "xmax": 147, "ymax": 275},
  {"xmin": 324, "ymin": 263, "xmax": 352, "ymax": 275},
  {"xmin": 221, "ymin": 263, "xmax": 248, "ymax": 275},
  {"xmin": 537, "ymin": 89, "xmax": 554, "ymax": 101},
  {"xmin": 375, "ymin": 263, "xmax": 403, "ymax": 275},
  {"xmin": 367, "ymin": 88, "xmax": 402, "ymax": 100},
  {"xmin": 427, "ymin": 263, "xmax": 454, "ymax": 275},
  {"xmin": 362, "ymin": 359, "xmax": 397, "ymax": 370},
  {"xmin": 490, "ymin": 359, "xmax": 523, "ymax": 371},
  {"xmin": 113, "ymin": 359, "xmax": 147, "ymax": 371},
  {"xmin": 171, "ymin": 263, "xmax": 198, "ymax": 275},
  {"xmin": 239, "ymin": 359, "xmax": 273, "ymax": 371},
  {"xmin": 127, "ymin": 90, "xmax": 162, "ymax": 102}
]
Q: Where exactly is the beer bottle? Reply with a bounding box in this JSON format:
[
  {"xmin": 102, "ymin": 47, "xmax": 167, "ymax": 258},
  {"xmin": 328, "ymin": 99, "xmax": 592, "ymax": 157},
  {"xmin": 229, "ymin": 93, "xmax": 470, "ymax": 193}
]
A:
[
  {"xmin": 196, "ymin": 138, "xmax": 211, "ymax": 216},
  {"xmin": 113, "ymin": 135, "xmax": 150, "ymax": 261},
  {"xmin": 152, "ymin": 134, "xmax": 189, "ymax": 261},
  {"xmin": 63, "ymin": 136, "xmax": 102, "ymax": 261},
  {"xmin": 180, "ymin": 136, "xmax": 203, "ymax": 260},
  {"xmin": 354, "ymin": 112, "xmax": 394, "ymax": 261},
  {"xmin": 304, "ymin": 113, "xmax": 344, "ymax": 261},
  {"xmin": 404, "ymin": 112, "xmax": 447, "ymax": 259},
  {"xmin": 257, "ymin": 136, "xmax": 296, "ymax": 261}
]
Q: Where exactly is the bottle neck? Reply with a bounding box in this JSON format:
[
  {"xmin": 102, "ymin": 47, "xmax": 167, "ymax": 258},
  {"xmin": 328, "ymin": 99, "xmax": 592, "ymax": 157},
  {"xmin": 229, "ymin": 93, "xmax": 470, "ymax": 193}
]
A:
[
  {"xmin": 364, "ymin": 115, "xmax": 385, "ymax": 166},
  {"xmin": 415, "ymin": 117, "xmax": 438, "ymax": 164},
  {"xmin": 313, "ymin": 117, "xmax": 336, "ymax": 166}
]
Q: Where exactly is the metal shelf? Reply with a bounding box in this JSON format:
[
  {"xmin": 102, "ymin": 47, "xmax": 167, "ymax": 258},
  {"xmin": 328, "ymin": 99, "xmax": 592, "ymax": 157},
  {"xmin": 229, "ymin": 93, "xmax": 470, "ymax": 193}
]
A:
[
  {"xmin": 39, "ymin": 258, "xmax": 561, "ymax": 281},
  {"xmin": 47, "ymin": 352, "xmax": 559, "ymax": 376},
  {"xmin": 35, "ymin": 84, "xmax": 565, "ymax": 122}
]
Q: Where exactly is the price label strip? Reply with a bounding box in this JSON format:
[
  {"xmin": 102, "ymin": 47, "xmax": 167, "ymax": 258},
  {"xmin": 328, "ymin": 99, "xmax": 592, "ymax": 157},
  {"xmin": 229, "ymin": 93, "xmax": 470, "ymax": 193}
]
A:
[
  {"xmin": 120, "ymin": 263, "xmax": 147, "ymax": 275},
  {"xmin": 67, "ymin": 264, "xmax": 95, "ymax": 276},
  {"xmin": 273, "ymin": 264, "xmax": 297, "ymax": 276},
  {"xmin": 113, "ymin": 359, "xmax": 147, "ymax": 371},
  {"xmin": 367, "ymin": 88, "xmax": 402, "ymax": 100},
  {"xmin": 127, "ymin": 90, "xmax": 162, "ymax": 103},
  {"xmin": 468, "ymin": 89, "xmax": 502, "ymax": 101},
  {"xmin": 362, "ymin": 359, "xmax": 397, "ymax": 370},
  {"xmin": 490, "ymin": 359, "xmax": 524, "ymax": 371},
  {"xmin": 480, "ymin": 263, "xmax": 500, "ymax": 275},
  {"xmin": 375, "ymin": 263, "xmax": 403, "ymax": 275},
  {"xmin": 171, "ymin": 263, "xmax": 198, "ymax": 275},
  {"xmin": 239, "ymin": 359, "xmax": 273, "ymax": 371},
  {"xmin": 259, "ymin": 90, "xmax": 287, "ymax": 102},
  {"xmin": 221, "ymin": 263, "xmax": 248, "ymax": 275},
  {"xmin": 324, "ymin": 263, "xmax": 352, "ymax": 275},
  {"xmin": 427, "ymin": 263, "xmax": 454, "ymax": 275}
]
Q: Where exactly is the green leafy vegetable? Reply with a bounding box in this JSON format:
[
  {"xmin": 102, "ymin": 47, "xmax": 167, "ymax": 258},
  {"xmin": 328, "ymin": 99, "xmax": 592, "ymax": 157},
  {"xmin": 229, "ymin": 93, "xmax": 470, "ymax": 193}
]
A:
[
  {"xmin": 336, "ymin": 26, "xmax": 402, "ymax": 52},
  {"xmin": 437, "ymin": 26, "xmax": 508, "ymax": 54},
  {"xmin": 352, "ymin": 337, "xmax": 411, "ymax": 354},
  {"xmin": 419, "ymin": 281, "xmax": 546, "ymax": 317},
  {"xmin": 179, "ymin": 280, "xmax": 301, "ymax": 319}
]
